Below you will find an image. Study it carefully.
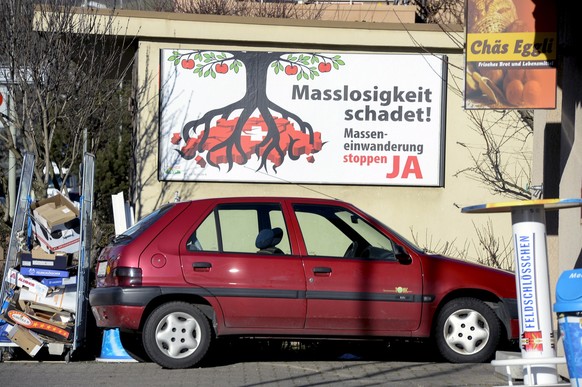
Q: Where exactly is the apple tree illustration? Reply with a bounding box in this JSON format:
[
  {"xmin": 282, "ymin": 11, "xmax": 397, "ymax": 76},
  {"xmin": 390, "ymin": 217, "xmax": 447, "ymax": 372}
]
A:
[{"xmin": 167, "ymin": 50, "xmax": 344, "ymax": 173}]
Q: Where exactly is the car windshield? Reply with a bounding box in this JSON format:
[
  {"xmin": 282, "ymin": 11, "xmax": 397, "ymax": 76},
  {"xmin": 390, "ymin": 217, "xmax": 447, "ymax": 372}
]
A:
[{"xmin": 112, "ymin": 203, "xmax": 175, "ymax": 244}]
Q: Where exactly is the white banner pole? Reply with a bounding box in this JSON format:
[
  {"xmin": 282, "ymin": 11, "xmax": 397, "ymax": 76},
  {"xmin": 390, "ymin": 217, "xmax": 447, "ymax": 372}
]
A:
[{"xmin": 511, "ymin": 205, "xmax": 557, "ymax": 385}]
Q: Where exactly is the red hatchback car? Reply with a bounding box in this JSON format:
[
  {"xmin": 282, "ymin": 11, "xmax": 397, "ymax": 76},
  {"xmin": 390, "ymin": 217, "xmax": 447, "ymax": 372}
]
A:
[{"xmin": 89, "ymin": 197, "xmax": 518, "ymax": 369}]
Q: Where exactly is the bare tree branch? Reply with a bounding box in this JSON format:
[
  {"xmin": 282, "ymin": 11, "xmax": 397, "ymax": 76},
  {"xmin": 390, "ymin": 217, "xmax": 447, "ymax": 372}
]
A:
[
  {"xmin": 454, "ymin": 109, "xmax": 532, "ymax": 200},
  {"xmin": 0, "ymin": 0, "xmax": 134, "ymax": 211},
  {"xmin": 471, "ymin": 219, "xmax": 514, "ymax": 270}
]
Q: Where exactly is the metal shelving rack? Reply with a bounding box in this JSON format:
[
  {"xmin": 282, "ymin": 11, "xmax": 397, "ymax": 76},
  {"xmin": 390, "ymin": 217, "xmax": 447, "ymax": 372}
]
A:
[
  {"xmin": 0, "ymin": 152, "xmax": 35, "ymax": 304},
  {"xmin": 0, "ymin": 152, "xmax": 34, "ymax": 360},
  {"xmin": 0, "ymin": 152, "xmax": 95, "ymax": 361},
  {"xmin": 72, "ymin": 152, "xmax": 95, "ymax": 358}
]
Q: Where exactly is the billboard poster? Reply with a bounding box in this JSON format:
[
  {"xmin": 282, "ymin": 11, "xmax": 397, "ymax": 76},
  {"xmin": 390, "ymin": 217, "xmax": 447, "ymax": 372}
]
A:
[
  {"xmin": 465, "ymin": 0, "xmax": 557, "ymax": 110},
  {"xmin": 159, "ymin": 50, "xmax": 446, "ymax": 186}
]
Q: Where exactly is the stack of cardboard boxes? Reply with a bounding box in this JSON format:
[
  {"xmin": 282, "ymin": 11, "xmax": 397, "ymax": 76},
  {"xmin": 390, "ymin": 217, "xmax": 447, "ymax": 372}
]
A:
[{"xmin": 0, "ymin": 192, "xmax": 81, "ymax": 356}]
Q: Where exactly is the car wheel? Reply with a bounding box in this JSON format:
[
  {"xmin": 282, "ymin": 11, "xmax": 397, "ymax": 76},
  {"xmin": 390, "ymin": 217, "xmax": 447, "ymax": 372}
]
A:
[
  {"xmin": 143, "ymin": 302, "xmax": 211, "ymax": 369},
  {"xmin": 434, "ymin": 297, "xmax": 500, "ymax": 363},
  {"xmin": 119, "ymin": 331, "xmax": 150, "ymax": 362}
]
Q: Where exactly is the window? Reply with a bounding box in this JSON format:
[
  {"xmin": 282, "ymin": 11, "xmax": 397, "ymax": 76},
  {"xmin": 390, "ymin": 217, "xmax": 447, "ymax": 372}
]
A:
[
  {"xmin": 294, "ymin": 204, "xmax": 395, "ymax": 259},
  {"xmin": 186, "ymin": 203, "xmax": 291, "ymax": 254},
  {"xmin": 113, "ymin": 204, "xmax": 174, "ymax": 245},
  {"xmin": 188, "ymin": 213, "xmax": 218, "ymax": 251},
  {"xmin": 295, "ymin": 210, "xmax": 350, "ymax": 257}
]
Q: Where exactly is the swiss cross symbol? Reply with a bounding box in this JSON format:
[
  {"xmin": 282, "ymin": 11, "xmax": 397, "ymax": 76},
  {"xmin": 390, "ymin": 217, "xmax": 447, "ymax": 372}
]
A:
[{"xmin": 243, "ymin": 125, "xmax": 268, "ymax": 142}]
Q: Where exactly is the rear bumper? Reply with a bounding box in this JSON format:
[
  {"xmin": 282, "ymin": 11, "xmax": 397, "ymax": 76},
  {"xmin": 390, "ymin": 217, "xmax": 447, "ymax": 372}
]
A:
[
  {"xmin": 91, "ymin": 304, "xmax": 145, "ymax": 330},
  {"xmin": 89, "ymin": 287, "xmax": 162, "ymax": 330}
]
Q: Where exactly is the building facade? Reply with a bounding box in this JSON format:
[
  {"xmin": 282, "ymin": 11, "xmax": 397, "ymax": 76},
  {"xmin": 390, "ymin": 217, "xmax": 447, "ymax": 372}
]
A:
[{"xmin": 98, "ymin": 9, "xmax": 526, "ymax": 268}]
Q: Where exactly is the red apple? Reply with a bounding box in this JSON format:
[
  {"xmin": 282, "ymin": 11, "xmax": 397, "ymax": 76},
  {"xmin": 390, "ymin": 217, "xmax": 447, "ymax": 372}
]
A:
[
  {"xmin": 0, "ymin": 92, "xmax": 3, "ymax": 106},
  {"xmin": 171, "ymin": 133, "xmax": 182, "ymax": 145},
  {"xmin": 318, "ymin": 62, "xmax": 332, "ymax": 73},
  {"xmin": 285, "ymin": 65, "xmax": 298, "ymax": 75},
  {"xmin": 216, "ymin": 63, "xmax": 228, "ymax": 74},
  {"xmin": 181, "ymin": 59, "xmax": 195, "ymax": 69}
]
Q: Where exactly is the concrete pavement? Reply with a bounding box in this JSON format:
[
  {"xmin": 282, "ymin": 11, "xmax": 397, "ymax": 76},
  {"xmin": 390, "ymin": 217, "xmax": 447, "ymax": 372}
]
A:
[
  {"xmin": 0, "ymin": 359, "xmax": 510, "ymax": 387},
  {"xmin": 0, "ymin": 339, "xmax": 529, "ymax": 387}
]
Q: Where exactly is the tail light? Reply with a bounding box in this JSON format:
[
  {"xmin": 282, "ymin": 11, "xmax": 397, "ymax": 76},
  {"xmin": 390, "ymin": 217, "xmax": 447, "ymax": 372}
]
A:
[{"xmin": 112, "ymin": 267, "xmax": 142, "ymax": 287}]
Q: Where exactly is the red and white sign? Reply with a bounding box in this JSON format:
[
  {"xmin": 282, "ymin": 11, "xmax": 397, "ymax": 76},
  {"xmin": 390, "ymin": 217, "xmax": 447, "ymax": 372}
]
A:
[
  {"xmin": 0, "ymin": 85, "xmax": 7, "ymax": 124},
  {"xmin": 159, "ymin": 50, "xmax": 447, "ymax": 187}
]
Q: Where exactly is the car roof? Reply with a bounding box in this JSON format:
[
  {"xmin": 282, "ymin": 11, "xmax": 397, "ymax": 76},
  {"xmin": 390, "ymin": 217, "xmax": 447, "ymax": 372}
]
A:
[{"xmin": 180, "ymin": 196, "xmax": 349, "ymax": 205}]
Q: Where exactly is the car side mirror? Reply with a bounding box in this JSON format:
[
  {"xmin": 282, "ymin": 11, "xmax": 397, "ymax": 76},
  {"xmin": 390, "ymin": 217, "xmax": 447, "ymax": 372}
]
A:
[{"xmin": 394, "ymin": 245, "xmax": 412, "ymax": 265}]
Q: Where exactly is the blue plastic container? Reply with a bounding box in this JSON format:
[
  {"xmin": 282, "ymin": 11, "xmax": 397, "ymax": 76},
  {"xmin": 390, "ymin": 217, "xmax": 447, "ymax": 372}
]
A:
[{"xmin": 555, "ymin": 269, "xmax": 582, "ymax": 387}]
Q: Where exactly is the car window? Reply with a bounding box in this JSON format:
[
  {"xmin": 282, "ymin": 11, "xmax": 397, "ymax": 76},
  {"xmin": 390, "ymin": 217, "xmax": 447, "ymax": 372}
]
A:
[
  {"xmin": 111, "ymin": 203, "xmax": 175, "ymax": 245},
  {"xmin": 189, "ymin": 213, "xmax": 218, "ymax": 251},
  {"xmin": 186, "ymin": 203, "xmax": 291, "ymax": 254},
  {"xmin": 335, "ymin": 211, "xmax": 394, "ymax": 251},
  {"xmin": 295, "ymin": 211, "xmax": 350, "ymax": 257},
  {"xmin": 293, "ymin": 204, "xmax": 395, "ymax": 259}
]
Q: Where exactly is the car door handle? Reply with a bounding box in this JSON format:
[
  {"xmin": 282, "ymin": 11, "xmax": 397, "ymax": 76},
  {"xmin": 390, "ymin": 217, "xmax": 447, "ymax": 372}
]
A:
[
  {"xmin": 192, "ymin": 262, "xmax": 212, "ymax": 271},
  {"xmin": 313, "ymin": 267, "xmax": 332, "ymax": 275}
]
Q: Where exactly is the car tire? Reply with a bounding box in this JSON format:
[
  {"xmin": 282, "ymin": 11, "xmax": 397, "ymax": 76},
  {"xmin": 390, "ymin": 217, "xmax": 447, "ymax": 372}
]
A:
[
  {"xmin": 434, "ymin": 297, "xmax": 500, "ymax": 363},
  {"xmin": 143, "ymin": 302, "xmax": 211, "ymax": 369},
  {"xmin": 119, "ymin": 331, "xmax": 150, "ymax": 362}
]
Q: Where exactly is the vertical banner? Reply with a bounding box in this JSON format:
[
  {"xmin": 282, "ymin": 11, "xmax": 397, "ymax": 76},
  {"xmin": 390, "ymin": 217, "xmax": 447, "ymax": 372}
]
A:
[
  {"xmin": 465, "ymin": 0, "xmax": 557, "ymax": 110},
  {"xmin": 159, "ymin": 50, "xmax": 446, "ymax": 186}
]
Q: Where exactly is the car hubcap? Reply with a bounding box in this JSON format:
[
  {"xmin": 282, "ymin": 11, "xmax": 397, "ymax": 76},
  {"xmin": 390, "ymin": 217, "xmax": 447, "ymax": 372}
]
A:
[
  {"xmin": 155, "ymin": 311, "xmax": 201, "ymax": 359},
  {"xmin": 443, "ymin": 308, "xmax": 490, "ymax": 355}
]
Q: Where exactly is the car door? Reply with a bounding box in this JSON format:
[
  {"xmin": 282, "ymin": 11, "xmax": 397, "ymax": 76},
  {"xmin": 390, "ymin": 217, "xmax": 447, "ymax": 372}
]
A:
[
  {"xmin": 179, "ymin": 201, "xmax": 307, "ymax": 329},
  {"xmin": 291, "ymin": 203, "xmax": 423, "ymax": 333}
]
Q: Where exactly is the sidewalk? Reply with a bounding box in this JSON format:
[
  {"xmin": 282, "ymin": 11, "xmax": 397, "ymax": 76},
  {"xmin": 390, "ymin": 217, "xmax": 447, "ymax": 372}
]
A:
[{"xmin": 0, "ymin": 339, "xmax": 521, "ymax": 387}]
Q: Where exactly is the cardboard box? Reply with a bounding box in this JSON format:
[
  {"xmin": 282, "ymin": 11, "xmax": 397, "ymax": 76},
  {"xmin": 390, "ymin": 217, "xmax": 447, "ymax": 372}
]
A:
[
  {"xmin": 3, "ymin": 302, "xmax": 72, "ymax": 341},
  {"xmin": 31, "ymin": 216, "xmax": 80, "ymax": 254},
  {"xmin": 31, "ymin": 192, "xmax": 80, "ymax": 254},
  {"xmin": 20, "ymin": 267, "xmax": 70, "ymax": 278},
  {"xmin": 6, "ymin": 268, "xmax": 49, "ymax": 298},
  {"xmin": 41, "ymin": 276, "xmax": 77, "ymax": 287},
  {"xmin": 20, "ymin": 248, "xmax": 68, "ymax": 271},
  {"xmin": 7, "ymin": 324, "xmax": 43, "ymax": 357},
  {"xmin": 0, "ymin": 322, "xmax": 13, "ymax": 343},
  {"xmin": 31, "ymin": 192, "xmax": 79, "ymax": 231},
  {"xmin": 19, "ymin": 285, "xmax": 77, "ymax": 313},
  {"xmin": 21, "ymin": 303, "xmax": 73, "ymax": 326}
]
